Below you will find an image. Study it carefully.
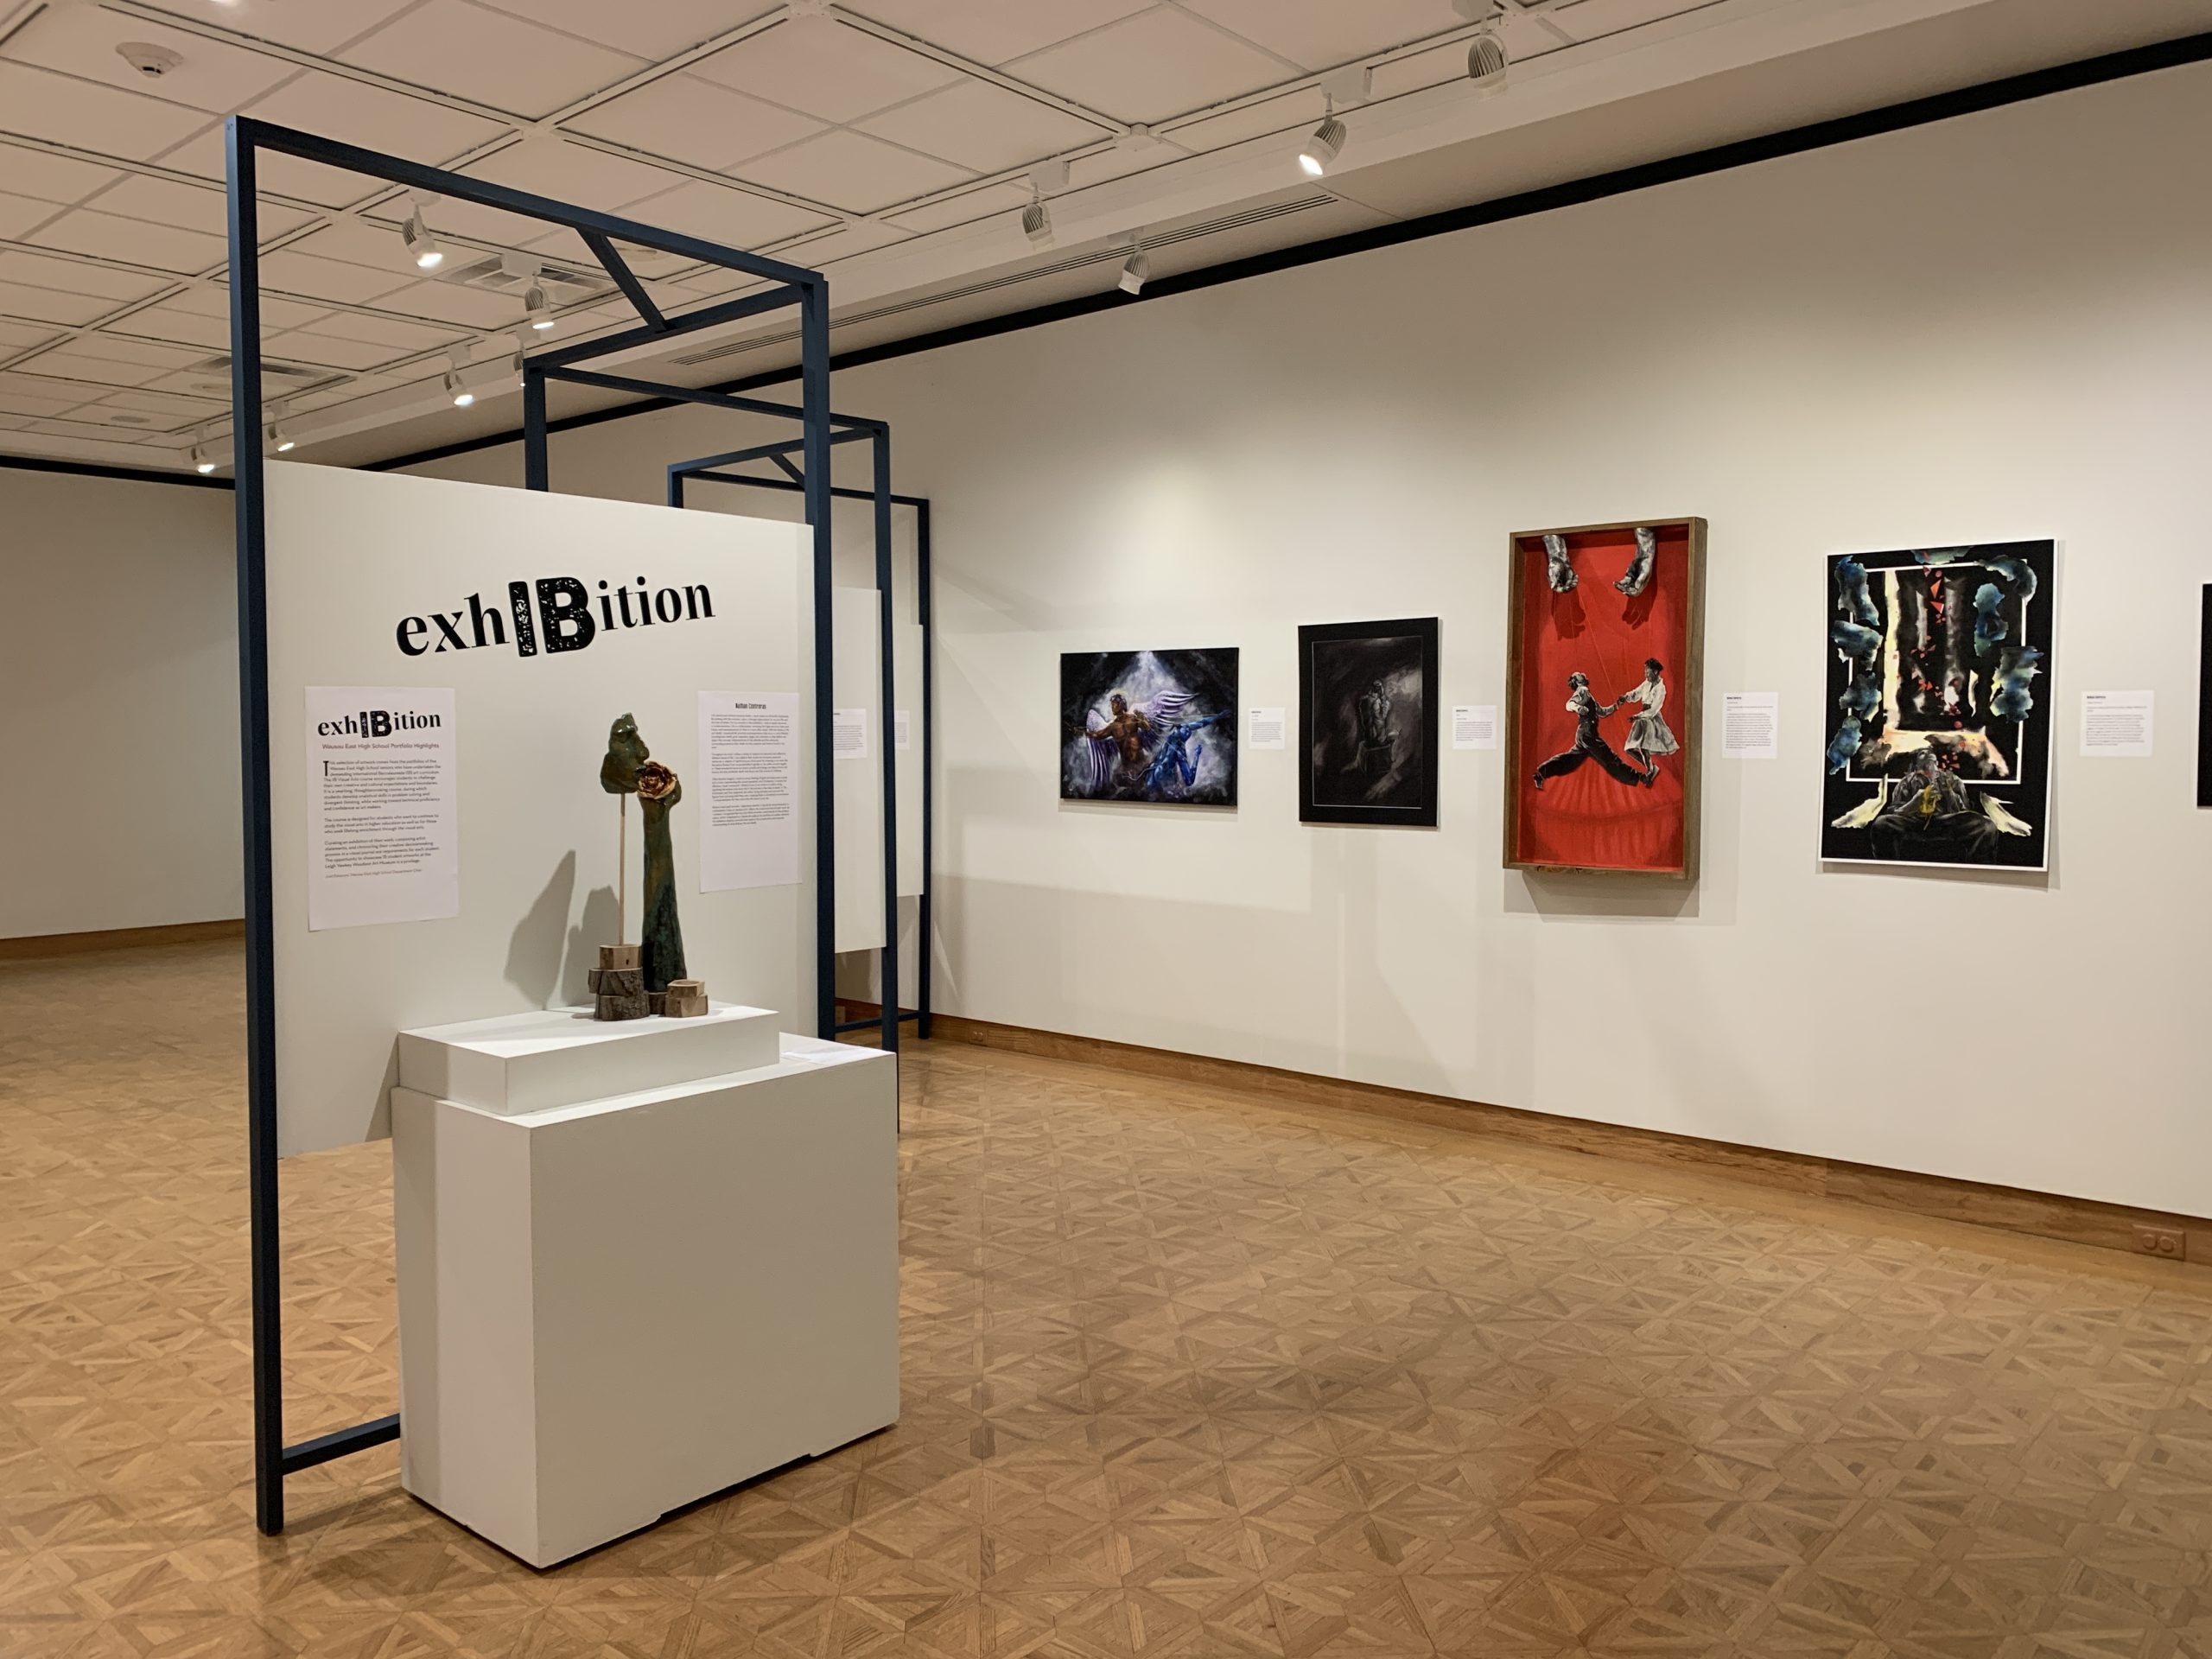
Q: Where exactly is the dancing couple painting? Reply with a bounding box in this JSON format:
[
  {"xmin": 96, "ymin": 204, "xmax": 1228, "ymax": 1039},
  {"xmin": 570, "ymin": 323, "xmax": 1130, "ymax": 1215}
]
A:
[
  {"xmin": 1531, "ymin": 658, "xmax": 1675, "ymax": 790},
  {"xmin": 1504, "ymin": 518, "xmax": 1705, "ymax": 879}
]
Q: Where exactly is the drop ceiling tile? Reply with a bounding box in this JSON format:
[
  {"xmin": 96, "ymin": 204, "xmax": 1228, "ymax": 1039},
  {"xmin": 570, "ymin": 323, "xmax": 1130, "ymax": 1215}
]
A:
[
  {"xmin": 1554, "ymin": 0, "xmax": 1714, "ymax": 41},
  {"xmin": 263, "ymin": 327, "xmax": 416, "ymax": 372},
  {"xmin": 1010, "ymin": 8, "xmax": 1288, "ymax": 124},
  {"xmin": 0, "ymin": 251, "xmax": 171, "ymax": 302},
  {"xmin": 3, "ymin": 3, "xmax": 300, "ymax": 111},
  {"xmin": 1065, "ymin": 143, "xmax": 1170, "ymax": 190},
  {"xmin": 292, "ymin": 310, "xmax": 464, "ymax": 351},
  {"xmin": 566, "ymin": 73, "xmax": 824, "ymax": 169},
  {"xmin": 257, "ymin": 247, "xmax": 418, "ymax": 305},
  {"xmin": 0, "ymin": 385, "xmax": 85, "ymax": 417},
  {"xmin": 472, "ymin": 0, "xmax": 781, "ymax": 60},
  {"xmin": 280, "ymin": 217, "xmax": 429, "ymax": 275},
  {"xmin": 618, "ymin": 178, "xmax": 837, "ymax": 251},
  {"xmin": 46, "ymin": 333, "xmax": 205, "ymax": 370},
  {"xmin": 12, "ymin": 348, "xmax": 169, "ymax": 387},
  {"xmin": 78, "ymin": 175, "xmax": 316, "ymax": 239},
  {"xmin": 27, "ymin": 416, "xmax": 155, "ymax": 438},
  {"xmin": 733, "ymin": 129, "xmax": 970, "ymax": 216},
  {"xmin": 134, "ymin": 0, "xmax": 424, "ymax": 55},
  {"xmin": 1166, "ymin": 87, "xmax": 1321, "ymax": 154},
  {"xmin": 72, "ymin": 398, "xmax": 193, "ymax": 433},
  {"xmin": 115, "ymin": 302, "xmax": 237, "ymax": 350},
  {"xmin": 840, "ymin": 0, "xmax": 1153, "ymax": 67},
  {"xmin": 0, "ymin": 144, "xmax": 123, "ymax": 206},
  {"xmin": 690, "ymin": 17, "xmax": 959, "ymax": 124},
  {"xmin": 773, "ymin": 219, "xmax": 912, "ymax": 268},
  {"xmin": 857, "ymin": 77, "xmax": 1110, "ymax": 174},
  {"xmin": 1177, "ymin": 0, "xmax": 1465, "ymax": 71},
  {"xmin": 882, "ymin": 181, "xmax": 1028, "ymax": 234},
  {"xmin": 156, "ymin": 72, "xmax": 511, "ymax": 205},
  {"xmin": 0, "ymin": 317, "xmax": 60, "ymax": 351},
  {"xmin": 463, "ymin": 137, "xmax": 686, "ymax": 216},
  {"xmin": 341, "ymin": 0, "xmax": 647, "ymax": 119},
  {"xmin": 158, "ymin": 283, "xmax": 332, "ymax": 331},
  {"xmin": 0, "ymin": 193, "xmax": 63, "ymax": 240},
  {"xmin": 377, "ymin": 276, "xmax": 537, "ymax": 329},
  {"xmin": 0, "ymin": 413, "xmax": 27, "ymax": 430},
  {"xmin": 99, "ymin": 386, "xmax": 228, "ymax": 417},
  {"xmin": 0, "ymin": 62, "xmax": 214, "ymax": 161},
  {"xmin": 28, "ymin": 208, "xmax": 229, "ymax": 274}
]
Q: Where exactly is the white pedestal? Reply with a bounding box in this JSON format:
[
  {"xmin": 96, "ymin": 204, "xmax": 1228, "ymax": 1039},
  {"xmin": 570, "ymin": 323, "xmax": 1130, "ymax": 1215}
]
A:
[
  {"xmin": 391, "ymin": 1024, "xmax": 898, "ymax": 1568},
  {"xmin": 397, "ymin": 1002, "xmax": 780, "ymax": 1116}
]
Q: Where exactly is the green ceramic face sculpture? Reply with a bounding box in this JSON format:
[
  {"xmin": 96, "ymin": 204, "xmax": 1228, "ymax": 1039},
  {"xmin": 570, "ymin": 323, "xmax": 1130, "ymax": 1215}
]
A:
[{"xmin": 599, "ymin": 713, "xmax": 687, "ymax": 995}]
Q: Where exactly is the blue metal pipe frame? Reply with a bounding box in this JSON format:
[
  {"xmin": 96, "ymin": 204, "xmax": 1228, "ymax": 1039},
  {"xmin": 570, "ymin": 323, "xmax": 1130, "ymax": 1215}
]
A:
[
  {"xmin": 664, "ymin": 446, "xmax": 933, "ymax": 1058},
  {"xmin": 225, "ymin": 115, "xmax": 837, "ymax": 1536}
]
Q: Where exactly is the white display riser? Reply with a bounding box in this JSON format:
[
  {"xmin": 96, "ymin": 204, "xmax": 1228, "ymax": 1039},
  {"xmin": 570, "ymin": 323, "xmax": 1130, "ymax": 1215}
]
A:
[
  {"xmin": 391, "ymin": 1033, "xmax": 899, "ymax": 1568},
  {"xmin": 397, "ymin": 1003, "xmax": 781, "ymax": 1116}
]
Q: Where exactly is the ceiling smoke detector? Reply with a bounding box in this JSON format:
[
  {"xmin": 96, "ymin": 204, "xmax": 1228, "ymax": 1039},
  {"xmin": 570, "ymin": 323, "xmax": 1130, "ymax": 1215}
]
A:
[{"xmin": 116, "ymin": 41, "xmax": 184, "ymax": 79}]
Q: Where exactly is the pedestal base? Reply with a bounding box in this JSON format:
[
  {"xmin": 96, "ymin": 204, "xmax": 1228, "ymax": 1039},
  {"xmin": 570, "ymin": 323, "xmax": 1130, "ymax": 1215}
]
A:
[{"xmin": 391, "ymin": 1031, "xmax": 898, "ymax": 1567}]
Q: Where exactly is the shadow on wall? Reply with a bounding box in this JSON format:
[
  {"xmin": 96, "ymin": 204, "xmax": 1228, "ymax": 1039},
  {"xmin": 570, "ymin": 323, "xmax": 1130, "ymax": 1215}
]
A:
[
  {"xmin": 1506, "ymin": 868, "xmax": 1701, "ymax": 922},
  {"xmin": 563, "ymin": 886, "xmax": 620, "ymax": 1007},
  {"xmin": 506, "ymin": 851, "xmax": 575, "ymax": 1007}
]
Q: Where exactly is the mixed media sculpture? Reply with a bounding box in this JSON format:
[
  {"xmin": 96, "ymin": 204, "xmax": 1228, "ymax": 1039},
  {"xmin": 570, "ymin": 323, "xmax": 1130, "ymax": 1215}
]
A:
[
  {"xmin": 1299, "ymin": 617, "xmax": 1439, "ymax": 827},
  {"xmin": 1504, "ymin": 518, "xmax": 1705, "ymax": 876},
  {"xmin": 1060, "ymin": 648, "xmax": 1240, "ymax": 806},
  {"xmin": 1821, "ymin": 540, "xmax": 2055, "ymax": 870},
  {"xmin": 594, "ymin": 713, "xmax": 708, "ymax": 1019}
]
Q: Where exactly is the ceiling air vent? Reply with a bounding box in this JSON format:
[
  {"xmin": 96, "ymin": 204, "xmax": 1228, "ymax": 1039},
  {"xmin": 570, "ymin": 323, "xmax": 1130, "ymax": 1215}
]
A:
[
  {"xmin": 184, "ymin": 353, "xmax": 347, "ymax": 397},
  {"xmin": 439, "ymin": 252, "xmax": 613, "ymax": 300}
]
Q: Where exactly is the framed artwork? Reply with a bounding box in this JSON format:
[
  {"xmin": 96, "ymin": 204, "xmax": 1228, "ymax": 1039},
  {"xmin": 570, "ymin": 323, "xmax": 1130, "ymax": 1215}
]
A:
[
  {"xmin": 1060, "ymin": 647, "xmax": 1239, "ymax": 806},
  {"xmin": 1503, "ymin": 518, "xmax": 1705, "ymax": 877},
  {"xmin": 1298, "ymin": 618, "xmax": 1440, "ymax": 828},
  {"xmin": 1820, "ymin": 539, "xmax": 2055, "ymax": 870}
]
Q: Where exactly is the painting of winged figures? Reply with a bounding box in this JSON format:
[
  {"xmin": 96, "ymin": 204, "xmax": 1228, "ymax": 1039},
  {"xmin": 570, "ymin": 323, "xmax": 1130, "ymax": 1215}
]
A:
[{"xmin": 1060, "ymin": 647, "xmax": 1240, "ymax": 806}]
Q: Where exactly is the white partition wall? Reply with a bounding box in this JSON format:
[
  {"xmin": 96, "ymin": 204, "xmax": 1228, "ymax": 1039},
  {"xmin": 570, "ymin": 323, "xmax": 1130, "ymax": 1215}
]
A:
[{"xmin": 262, "ymin": 463, "xmax": 810, "ymax": 1154}]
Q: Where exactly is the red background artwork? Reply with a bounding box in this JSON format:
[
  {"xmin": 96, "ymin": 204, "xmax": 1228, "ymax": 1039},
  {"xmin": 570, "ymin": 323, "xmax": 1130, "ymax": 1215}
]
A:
[{"xmin": 1508, "ymin": 524, "xmax": 1694, "ymax": 874}]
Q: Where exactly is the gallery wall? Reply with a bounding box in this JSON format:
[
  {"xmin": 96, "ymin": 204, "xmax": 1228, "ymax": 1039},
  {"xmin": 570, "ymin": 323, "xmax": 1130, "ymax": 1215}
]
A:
[
  {"xmin": 0, "ymin": 467, "xmax": 242, "ymax": 940},
  {"xmin": 416, "ymin": 59, "xmax": 2212, "ymax": 1215}
]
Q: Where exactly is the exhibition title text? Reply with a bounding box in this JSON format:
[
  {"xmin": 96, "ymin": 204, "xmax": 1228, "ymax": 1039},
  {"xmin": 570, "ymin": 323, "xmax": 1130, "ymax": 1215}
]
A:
[{"xmin": 395, "ymin": 578, "xmax": 715, "ymax": 659}]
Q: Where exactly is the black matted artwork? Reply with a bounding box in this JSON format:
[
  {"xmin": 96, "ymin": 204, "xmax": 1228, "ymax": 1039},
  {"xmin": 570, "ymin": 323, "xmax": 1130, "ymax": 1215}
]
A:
[
  {"xmin": 2199, "ymin": 586, "xmax": 2211, "ymax": 810},
  {"xmin": 1821, "ymin": 539, "xmax": 2055, "ymax": 871},
  {"xmin": 1060, "ymin": 647, "xmax": 1239, "ymax": 805},
  {"xmin": 1298, "ymin": 618, "xmax": 1439, "ymax": 827}
]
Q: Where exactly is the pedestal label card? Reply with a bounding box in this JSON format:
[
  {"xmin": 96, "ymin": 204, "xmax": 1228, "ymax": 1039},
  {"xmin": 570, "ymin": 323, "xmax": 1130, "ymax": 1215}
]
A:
[
  {"xmin": 1721, "ymin": 692, "xmax": 1778, "ymax": 760},
  {"xmin": 697, "ymin": 691, "xmax": 800, "ymax": 892},
  {"xmin": 1451, "ymin": 706, "xmax": 1497, "ymax": 750},
  {"xmin": 833, "ymin": 708, "xmax": 869, "ymax": 760},
  {"xmin": 2080, "ymin": 690, "xmax": 2153, "ymax": 757},
  {"xmin": 302, "ymin": 685, "xmax": 458, "ymax": 931}
]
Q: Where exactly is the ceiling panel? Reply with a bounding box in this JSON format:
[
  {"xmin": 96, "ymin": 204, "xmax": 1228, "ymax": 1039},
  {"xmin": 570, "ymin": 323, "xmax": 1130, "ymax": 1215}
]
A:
[
  {"xmin": 618, "ymin": 178, "xmax": 839, "ymax": 251},
  {"xmin": 28, "ymin": 208, "xmax": 229, "ymax": 274},
  {"xmin": 883, "ymin": 181, "xmax": 1031, "ymax": 235},
  {"xmin": 840, "ymin": 0, "xmax": 1155, "ymax": 67},
  {"xmin": 133, "ymin": 0, "xmax": 426, "ymax": 56},
  {"xmin": 0, "ymin": 383, "xmax": 86, "ymax": 417},
  {"xmin": 257, "ymin": 247, "xmax": 418, "ymax": 304},
  {"xmin": 857, "ymin": 78, "xmax": 1112, "ymax": 174},
  {"xmin": 291, "ymin": 309, "xmax": 467, "ymax": 351},
  {"xmin": 0, "ymin": 144, "xmax": 124, "ymax": 207},
  {"xmin": 2, "ymin": 3, "xmax": 300, "ymax": 112},
  {"xmin": 1167, "ymin": 87, "xmax": 1323, "ymax": 155},
  {"xmin": 279, "ymin": 216, "xmax": 428, "ymax": 275},
  {"xmin": 770, "ymin": 219, "xmax": 912, "ymax": 269},
  {"xmin": 30, "ymin": 328, "xmax": 201, "ymax": 369},
  {"xmin": 340, "ymin": 0, "xmax": 648, "ymax": 119},
  {"xmin": 73, "ymin": 174, "xmax": 315, "ymax": 240},
  {"xmin": 469, "ymin": 0, "xmax": 782, "ymax": 61},
  {"xmin": 565, "ymin": 73, "xmax": 826, "ymax": 169},
  {"xmin": 11, "ymin": 346, "xmax": 175, "ymax": 387},
  {"xmin": 462, "ymin": 137, "xmax": 685, "ymax": 216},
  {"xmin": 0, "ymin": 61, "xmax": 215, "ymax": 161},
  {"xmin": 262, "ymin": 327, "xmax": 415, "ymax": 372},
  {"xmin": 99, "ymin": 385, "xmax": 226, "ymax": 416},
  {"xmin": 0, "ymin": 317, "xmax": 61, "ymax": 351},
  {"xmin": 102, "ymin": 302, "xmax": 236, "ymax": 350},
  {"xmin": 1010, "ymin": 7, "xmax": 1290, "ymax": 124},
  {"xmin": 731, "ymin": 128, "xmax": 973, "ymax": 216},
  {"xmin": 378, "ymin": 276, "xmax": 542, "ymax": 330},
  {"xmin": 690, "ymin": 17, "xmax": 961, "ymax": 124},
  {"xmin": 156, "ymin": 282, "xmax": 333, "ymax": 332},
  {"xmin": 155, "ymin": 72, "xmax": 512, "ymax": 204},
  {"xmin": 0, "ymin": 194, "xmax": 60, "ymax": 241},
  {"xmin": 0, "ymin": 249, "xmax": 174, "ymax": 302},
  {"xmin": 1177, "ymin": 0, "xmax": 1467, "ymax": 72}
]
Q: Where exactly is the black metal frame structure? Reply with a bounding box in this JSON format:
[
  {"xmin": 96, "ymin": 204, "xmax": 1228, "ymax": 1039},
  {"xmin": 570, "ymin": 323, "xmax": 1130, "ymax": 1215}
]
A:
[
  {"xmin": 668, "ymin": 451, "xmax": 934, "ymax": 1052},
  {"xmin": 225, "ymin": 116, "xmax": 836, "ymax": 1536}
]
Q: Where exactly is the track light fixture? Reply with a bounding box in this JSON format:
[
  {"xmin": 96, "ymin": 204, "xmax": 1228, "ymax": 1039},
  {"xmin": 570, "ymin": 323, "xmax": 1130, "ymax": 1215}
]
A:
[
  {"xmin": 444, "ymin": 347, "xmax": 474, "ymax": 408},
  {"xmin": 401, "ymin": 194, "xmax": 444, "ymax": 270},
  {"xmin": 191, "ymin": 442, "xmax": 215, "ymax": 474},
  {"xmin": 266, "ymin": 402, "xmax": 295, "ymax": 454},
  {"xmin": 1021, "ymin": 192, "xmax": 1051, "ymax": 247},
  {"xmin": 1117, "ymin": 242, "xmax": 1150, "ymax": 296},
  {"xmin": 1298, "ymin": 107, "xmax": 1345, "ymax": 178},
  {"xmin": 524, "ymin": 283, "xmax": 555, "ymax": 331},
  {"xmin": 1454, "ymin": 0, "xmax": 1510, "ymax": 88}
]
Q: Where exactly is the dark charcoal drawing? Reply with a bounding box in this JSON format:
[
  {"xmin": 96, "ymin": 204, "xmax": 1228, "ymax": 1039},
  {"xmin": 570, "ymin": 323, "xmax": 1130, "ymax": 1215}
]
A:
[
  {"xmin": 1299, "ymin": 618, "xmax": 1439, "ymax": 827},
  {"xmin": 1820, "ymin": 539, "xmax": 2055, "ymax": 870},
  {"xmin": 1060, "ymin": 647, "xmax": 1239, "ymax": 806}
]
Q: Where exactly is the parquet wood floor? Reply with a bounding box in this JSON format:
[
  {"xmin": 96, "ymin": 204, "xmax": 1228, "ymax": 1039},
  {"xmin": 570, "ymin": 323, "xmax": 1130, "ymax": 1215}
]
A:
[{"xmin": 4, "ymin": 943, "xmax": 2212, "ymax": 1659}]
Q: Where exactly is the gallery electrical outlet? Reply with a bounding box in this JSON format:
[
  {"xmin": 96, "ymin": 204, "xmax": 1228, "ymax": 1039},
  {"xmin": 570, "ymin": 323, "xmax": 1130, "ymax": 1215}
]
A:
[{"xmin": 2133, "ymin": 1225, "xmax": 2186, "ymax": 1262}]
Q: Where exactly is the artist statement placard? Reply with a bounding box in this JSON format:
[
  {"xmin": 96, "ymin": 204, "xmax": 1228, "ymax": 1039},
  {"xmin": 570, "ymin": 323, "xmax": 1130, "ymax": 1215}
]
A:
[
  {"xmin": 697, "ymin": 690, "xmax": 800, "ymax": 892},
  {"xmin": 302, "ymin": 685, "xmax": 458, "ymax": 931}
]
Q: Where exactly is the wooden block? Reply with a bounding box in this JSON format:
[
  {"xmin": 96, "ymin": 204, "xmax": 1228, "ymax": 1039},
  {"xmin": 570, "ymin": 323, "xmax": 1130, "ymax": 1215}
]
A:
[
  {"xmin": 666, "ymin": 994, "xmax": 709, "ymax": 1019},
  {"xmin": 666, "ymin": 979, "xmax": 704, "ymax": 998},
  {"xmin": 646, "ymin": 992, "xmax": 668, "ymax": 1017},
  {"xmin": 588, "ymin": 968, "xmax": 643, "ymax": 997},
  {"xmin": 594, "ymin": 991, "xmax": 648, "ymax": 1021},
  {"xmin": 596, "ymin": 944, "xmax": 640, "ymax": 972}
]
